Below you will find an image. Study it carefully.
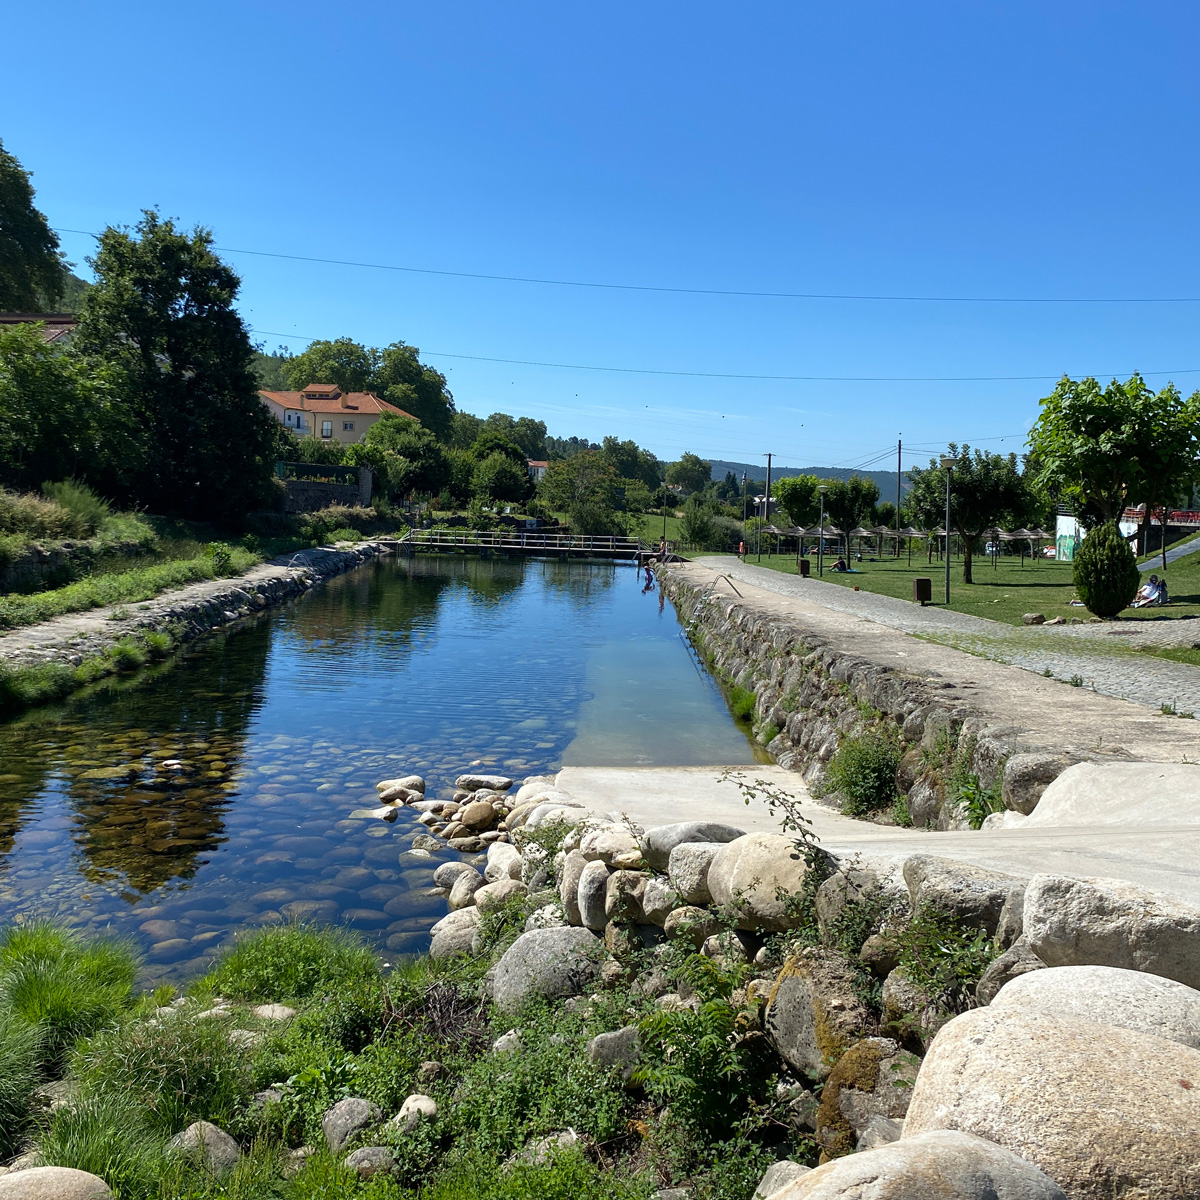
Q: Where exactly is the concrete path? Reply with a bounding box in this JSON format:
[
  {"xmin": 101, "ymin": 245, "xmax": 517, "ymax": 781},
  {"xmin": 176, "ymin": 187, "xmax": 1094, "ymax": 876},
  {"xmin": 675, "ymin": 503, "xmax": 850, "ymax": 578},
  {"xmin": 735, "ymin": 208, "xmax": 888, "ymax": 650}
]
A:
[
  {"xmin": 696, "ymin": 557, "xmax": 1200, "ymax": 712},
  {"xmin": 1141, "ymin": 532, "xmax": 1200, "ymax": 571},
  {"xmin": 559, "ymin": 765, "xmax": 1200, "ymax": 908}
]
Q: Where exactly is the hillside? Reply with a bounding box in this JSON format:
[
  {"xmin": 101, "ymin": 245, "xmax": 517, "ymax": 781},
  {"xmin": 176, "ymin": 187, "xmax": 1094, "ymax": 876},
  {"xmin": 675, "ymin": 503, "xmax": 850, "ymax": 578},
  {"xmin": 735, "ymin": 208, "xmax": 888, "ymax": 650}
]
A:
[{"xmin": 708, "ymin": 459, "xmax": 913, "ymax": 497}]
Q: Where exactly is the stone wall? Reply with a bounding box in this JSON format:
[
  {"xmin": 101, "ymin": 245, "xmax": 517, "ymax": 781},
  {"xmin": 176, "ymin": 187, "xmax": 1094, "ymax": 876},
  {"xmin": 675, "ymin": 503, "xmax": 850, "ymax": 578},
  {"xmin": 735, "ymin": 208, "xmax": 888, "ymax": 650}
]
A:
[
  {"xmin": 658, "ymin": 569, "xmax": 1074, "ymax": 829},
  {"xmin": 0, "ymin": 537, "xmax": 150, "ymax": 594},
  {"xmin": 282, "ymin": 467, "xmax": 373, "ymax": 513}
]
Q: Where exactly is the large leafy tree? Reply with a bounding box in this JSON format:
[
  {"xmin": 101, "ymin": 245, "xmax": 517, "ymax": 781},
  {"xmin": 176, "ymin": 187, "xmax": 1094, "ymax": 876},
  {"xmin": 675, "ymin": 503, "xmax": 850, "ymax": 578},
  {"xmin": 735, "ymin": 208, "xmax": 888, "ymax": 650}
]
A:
[
  {"xmin": 539, "ymin": 450, "xmax": 623, "ymax": 534},
  {"xmin": 666, "ymin": 451, "xmax": 710, "ymax": 494},
  {"xmin": 822, "ymin": 475, "xmax": 880, "ymax": 532},
  {"xmin": 774, "ymin": 474, "xmax": 820, "ymax": 526},
  {"xmin": 601, "ymin": 436, "xmax": 662, "ymax": 490},
  {"xmin": 281, "ymin": 337, "xmax": 375, "ymax": 394},
  {"xmin": 361, "ymin": 413, "xmax": 449, "ymax": 496},
  {"xmin": 480, "ymin": 412, "xmax": 548, "ymax": 460},
  {"xmin": 0, "ymin": 140, "xmax": 65, "ymax": 311},
  {"xmin": 907, "ymin": 445, "xmax": 1031, "ymax": 583},
  {"xmin": 72, "ymin": 212, "xmax": 284, "ymax": 519}
]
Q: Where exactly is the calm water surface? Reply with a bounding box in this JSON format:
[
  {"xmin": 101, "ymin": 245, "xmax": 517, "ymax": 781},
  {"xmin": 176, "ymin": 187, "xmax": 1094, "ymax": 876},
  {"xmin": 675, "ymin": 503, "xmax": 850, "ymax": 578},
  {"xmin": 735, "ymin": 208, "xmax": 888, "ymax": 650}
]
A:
[{"xmin": 0, "ymin": 556, "xmax": 762, "ymax": 978}]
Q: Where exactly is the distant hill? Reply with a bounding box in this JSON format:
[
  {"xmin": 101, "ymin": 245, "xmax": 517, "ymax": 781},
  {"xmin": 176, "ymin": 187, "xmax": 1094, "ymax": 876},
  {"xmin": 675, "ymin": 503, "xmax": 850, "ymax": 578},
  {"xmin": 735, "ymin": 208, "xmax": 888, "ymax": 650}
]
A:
[{"xmin": 708, "ymin": 459, "xmax": 912, "ymax": 498}]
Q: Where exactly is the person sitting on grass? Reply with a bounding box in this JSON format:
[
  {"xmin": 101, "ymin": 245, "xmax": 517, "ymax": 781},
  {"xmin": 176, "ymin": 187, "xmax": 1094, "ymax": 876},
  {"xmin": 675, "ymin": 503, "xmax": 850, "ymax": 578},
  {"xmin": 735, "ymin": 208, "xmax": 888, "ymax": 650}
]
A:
[
  {"xmin": 832, "ymin": 556, "xmax": 849, "ymax": 572},
  {"xmin": 1132, "ymin": 574, "xmax": 1165, "ymax": 607}
]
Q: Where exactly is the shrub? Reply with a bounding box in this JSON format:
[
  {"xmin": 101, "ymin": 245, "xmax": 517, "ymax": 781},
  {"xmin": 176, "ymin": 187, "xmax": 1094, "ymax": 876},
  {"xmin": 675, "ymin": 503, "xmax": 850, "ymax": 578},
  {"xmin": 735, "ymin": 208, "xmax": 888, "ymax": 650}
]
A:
[
  {"xmin": 206, "ymin": 541, "xmax": 234, "ymax": 574},
  {"xmin": 0, "ymin": 487, "xmax": 81, "ymax": 538},
  {"xmin": 0, "ymin": 1019, "xmax": 41, "ymax": 1158},
  {"xmin": 204, "ymin": 924, "xmax": 380, "ymax": 1002},
  {"xmin": 727, "ymin": 687, "xmax": 756, "ymax": 722},
  {"xmin": 1073, "ymin": 520, "xmax": 1140, "ymax": 617},
  {"xmin": 893, "ymin": 906, "xmax": 996, "ymax": 1014},
  {"xmin": 823, "ymin": 731, "xmax": 901, "ymax": 816},
  {"xmin": 42, "ymin": 479, "xmax": 111, "ymax": 536},
  {"xmin": 0, "ymin": 921, "xmax": 140, "ymax": 1072},
  {"xmin": 74, "ymin": 1011, "xmax": 255, "ymax": 1134}
]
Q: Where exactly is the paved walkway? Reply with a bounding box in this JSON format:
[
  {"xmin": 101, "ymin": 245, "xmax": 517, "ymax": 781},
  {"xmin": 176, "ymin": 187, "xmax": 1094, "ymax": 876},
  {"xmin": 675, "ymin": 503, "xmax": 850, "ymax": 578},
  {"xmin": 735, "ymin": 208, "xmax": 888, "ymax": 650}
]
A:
[
  {"xmin": 1141, "ymin": 531, "xmax": 1200, "ymax": 571},
  {"xmin": 696, "ymin": 557, "xmax": 1200, "ymax": 714},
  {"xmin": 559, "ymin": 765, "xmax": 1200, "ymax": 908}
]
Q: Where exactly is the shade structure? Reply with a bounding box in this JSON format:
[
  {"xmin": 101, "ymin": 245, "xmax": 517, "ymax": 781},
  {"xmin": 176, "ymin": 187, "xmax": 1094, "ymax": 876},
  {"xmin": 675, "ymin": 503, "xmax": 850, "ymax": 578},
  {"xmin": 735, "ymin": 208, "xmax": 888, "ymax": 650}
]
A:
[
  {"xmin": 804, "ymin": 523, "xmax": 843, "ymax": 536},
  {"xmin": 897, "ymin": 525, "xmax": 924, "ymax": 538},
  {"xmin": 847, "ymin": 526, "xmax": 874, "ymax": 538},
  {"xmin": 1005, "ymin": 527, "xmax": 1035, "ymax": 539},
  {"xmin": 1028, "ymin": 527, "xmax": 1052, "ymax": 540},
  {"xmin": 868, "ymin": 524, "xmax": 894, "ymax": 536}
]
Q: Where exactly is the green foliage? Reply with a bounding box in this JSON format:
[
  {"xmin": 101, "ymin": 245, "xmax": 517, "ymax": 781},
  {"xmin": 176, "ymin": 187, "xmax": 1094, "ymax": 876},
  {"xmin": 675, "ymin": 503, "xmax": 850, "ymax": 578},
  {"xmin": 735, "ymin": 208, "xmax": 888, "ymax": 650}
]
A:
[
  {"xmin": 1073, "ymin": 520, "xmax": 1140, "ymax": 617},
  {"xmin": 679, "ymin": 495, "xmax": 717, "ymax": 546},
  {"xmin": 727, "ymin": 686, "xmax": 756, "ymax": 721},
  {"xmin": 205, "ymin": 541, "xmax": 234, "ymax": 573},
  {"xmin": 204, "ymin": 924, "xmax": 380, "ymax": 1002},
  {"xmin": 823, "ymin": 731, "xmax": 901, "ymax": 816},
  {"xmin": 820, "ymin": 475, "xmax": 881, "ymax": 534},
  {"xmin": 362, "ymin": 415, "xmax": 450, "ymax": 497},
  {"xmin": 953, "ymin": 773, "xmax": 1004, "ymax": 829},
  {"xmin": 74, "ymin": 1010, "xmax": 256, "ymax": 1134},
  {"xmin": 0, "ymin": 921, "xmax": 140, "ymax": 1072},
  {"xmin": 0, "ymin": 1018, "xmax": 41, "ymax": 1158},
  {"xmin": 773, "ymin": 474, "xmax": 821, "ymax": 527},
  {"xmin": 474, "ymin": 451, "xmax": 532, "ymax": 504},
  {"xmin": 0, "ymin": 486, "xmax": 87, "ymax": 538},
  {"xmin": 42, "ymin": 479, "xmax": 111, "ymax": 535},
  {"xmin": 0, "ymin": 137, "xmax": 65, "ymax": 309},
  {"xmin": 415, "ymin": 1150, "xmax": 648, "ymax": 1200},
  {"xmin": 665, "ymin": 451, "xmax": 711, "ymax": 494},
  {"xmin": 893, "ymin": 906, "xmax": 996, "ymax": 1013},
  {"xmin": 539, "ymin": 450, "xmax": 624, "ymax": 534}
]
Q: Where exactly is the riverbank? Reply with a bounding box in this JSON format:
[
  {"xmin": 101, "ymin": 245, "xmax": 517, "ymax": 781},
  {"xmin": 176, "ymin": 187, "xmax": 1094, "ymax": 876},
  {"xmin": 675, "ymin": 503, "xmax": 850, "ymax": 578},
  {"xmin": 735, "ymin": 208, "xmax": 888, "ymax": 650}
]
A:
[{"xmin": 0, "ymin": 540, "xmax": 396, "ymax": 716}]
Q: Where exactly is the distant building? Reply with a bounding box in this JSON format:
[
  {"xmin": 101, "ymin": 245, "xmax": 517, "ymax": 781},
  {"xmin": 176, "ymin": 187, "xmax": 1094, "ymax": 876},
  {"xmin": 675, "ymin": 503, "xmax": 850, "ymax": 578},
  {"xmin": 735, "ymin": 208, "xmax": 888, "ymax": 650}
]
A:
[
  {"xmin": 0, "ymin": 313, "xmax": 78, "ymax": 345},
  {"xmin": 259, "ymin": 383, "xmax": 417, "ymax": 444},
  {"xmin": 527, "ymin": 459, "xmax": 549, "ymax": 482}
]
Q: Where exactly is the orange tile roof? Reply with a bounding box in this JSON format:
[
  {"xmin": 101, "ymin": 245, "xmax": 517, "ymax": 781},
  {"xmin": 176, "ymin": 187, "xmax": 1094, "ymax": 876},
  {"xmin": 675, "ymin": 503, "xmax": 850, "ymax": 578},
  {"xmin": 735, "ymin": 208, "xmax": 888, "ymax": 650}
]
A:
[{"xmin": 259, "ymin": 390, "xmax": 418, "ymax": 419}]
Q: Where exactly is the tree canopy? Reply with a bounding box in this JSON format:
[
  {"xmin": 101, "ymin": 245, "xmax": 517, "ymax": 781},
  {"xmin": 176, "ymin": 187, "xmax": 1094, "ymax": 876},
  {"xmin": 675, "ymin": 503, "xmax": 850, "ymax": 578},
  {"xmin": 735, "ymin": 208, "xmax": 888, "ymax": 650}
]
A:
[
  {"xmin": 907, "ymin": 445, "xmax": 1031, "ymax": 583},
  {"xmin": 0, "ymin": 139, "xmax": 66, "ymax": 311},
  {"xmin": 72, "ymin": 211, "xmax": 284, "ymax": 519},
  {"xmin": 539, "ymin": 450, "xmax": 624, "ymax": 534},
  {"xmin": 666, "ymin": 452, "xmax": 711, "ymax": 494}
]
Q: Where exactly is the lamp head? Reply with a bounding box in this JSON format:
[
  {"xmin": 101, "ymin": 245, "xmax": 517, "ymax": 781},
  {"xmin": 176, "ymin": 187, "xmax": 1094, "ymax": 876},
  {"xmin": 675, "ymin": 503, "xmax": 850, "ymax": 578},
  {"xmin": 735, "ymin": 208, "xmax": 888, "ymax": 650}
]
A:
[
  {"xmin": 818, "ymin": 484, "xmax": 829, "ymax": 495},
  {"xmin": 939, "ymin": 456, "xmax": 956, "ymax": 469}
]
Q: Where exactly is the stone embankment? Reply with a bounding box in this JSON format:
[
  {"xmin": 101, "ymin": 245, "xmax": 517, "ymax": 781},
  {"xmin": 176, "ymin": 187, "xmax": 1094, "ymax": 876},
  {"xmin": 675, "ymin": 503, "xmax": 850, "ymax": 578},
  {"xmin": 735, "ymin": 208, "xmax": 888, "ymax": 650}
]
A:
[
  {"xmin": 658, "ymin": 561, "xmax": 1200, "ymax": 831},
  {"xmin": 356, "ymin": 769, "xmax": 1200, "ymax": 1198},
  {"xmin": 0, "ymin": 542, "xmax": 392, "ymax": 674}
]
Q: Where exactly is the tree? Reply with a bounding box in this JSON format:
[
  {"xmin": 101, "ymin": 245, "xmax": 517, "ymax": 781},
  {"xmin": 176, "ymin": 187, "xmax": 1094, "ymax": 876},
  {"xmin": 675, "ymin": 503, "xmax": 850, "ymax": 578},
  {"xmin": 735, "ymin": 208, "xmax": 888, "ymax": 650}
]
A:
[
  {"xmin": 907, "ymin": 445, "xmax": 1031, "ymax": 583},
  {"xmin": 72, "ymin": 211, "xmax": 284, "ymax": 520},
  {"xmin": 470, "ymin": 429, "xmax": 527, "ymax": 467},
  {"xmin": 363, "ymin": 414, "xmax": 449, "ymax": 496},
  {"xmin": 281, "ymin": 337, "xmax": 377, "ymax": 394},
  {"xmin": 449, "ymin": 411, "xmax": 484, "ymax": 449},
  {"xmin": 822, "ymin": 475, "xmax": 881, "ymax": 533},
  {"xmin": 1073, "ymin": 521, "xmax": 1140, "ymax": 617},
  {"xmin": 473, "ymin": 451, "xmax": 530, "ymax": 503},
  {"xmin": 373, "ymin": 342, "xmax": 454, "ymax": 442},
  {"xmin": 666, "ymin": 451, "xmax": 711, "ymax": 494},
  {"xmin": 481, "ymin": 413, "xmax": 548, "ymax": 460},
  {"xmin": 0, "ymin": 140, "xmax": 65, "ymax": 311},
  {"xmin": 539, "ymin": 450, "xmax": 622, "ymax": 534},
  {"xmin": 774, "ymin": 474, "xmax": 820, "ymax": 527},
  {"xmin": 622, "ymin": 478, "xmax": 654, "ymax": 513},
  {"xmin": 601, "ymin": 436, "xmax": 661, "ymax": 489}
]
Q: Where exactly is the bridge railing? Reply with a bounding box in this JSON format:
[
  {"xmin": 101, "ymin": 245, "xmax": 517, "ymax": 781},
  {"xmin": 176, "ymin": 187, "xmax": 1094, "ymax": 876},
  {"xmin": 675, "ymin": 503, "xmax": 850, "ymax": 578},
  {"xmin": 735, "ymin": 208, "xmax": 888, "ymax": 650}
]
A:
[{"xmin": 393, "ymin": 529, "xmax": 645, "ymax": 554}]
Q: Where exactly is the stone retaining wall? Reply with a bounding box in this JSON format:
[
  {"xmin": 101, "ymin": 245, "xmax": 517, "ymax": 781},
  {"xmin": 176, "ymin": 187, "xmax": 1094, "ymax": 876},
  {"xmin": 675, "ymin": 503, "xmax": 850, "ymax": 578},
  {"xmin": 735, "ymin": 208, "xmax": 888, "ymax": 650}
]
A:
[
  {"xmin": 0, "ymin": 537, "xmax": 151, "ymax": 594},
  {"xmin": 658, "ymin": 568, "xmax": 1077, "ymax": 829}
]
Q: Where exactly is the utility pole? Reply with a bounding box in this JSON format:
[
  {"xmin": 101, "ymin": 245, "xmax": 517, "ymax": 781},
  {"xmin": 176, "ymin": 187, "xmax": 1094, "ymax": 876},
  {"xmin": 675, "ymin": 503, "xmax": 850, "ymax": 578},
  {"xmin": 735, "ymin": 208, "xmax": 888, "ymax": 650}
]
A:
[
  {"xmin": 763, "ymin": 453, "xmax": 773, "ymax": 562},
  {"xmin": 818, "ymin": 484, "xmax": 828, "ymax": 575},
  {"xmin": 741, "ymin": 472, "xmax": 748, "ymax": 558},
  {"xmin": 941, "ymin": 455, "xmax": 955, "ymax": 606},
  {"xmin": 896, "ymin": 437, "xmax": 902, "ymax": 558}
]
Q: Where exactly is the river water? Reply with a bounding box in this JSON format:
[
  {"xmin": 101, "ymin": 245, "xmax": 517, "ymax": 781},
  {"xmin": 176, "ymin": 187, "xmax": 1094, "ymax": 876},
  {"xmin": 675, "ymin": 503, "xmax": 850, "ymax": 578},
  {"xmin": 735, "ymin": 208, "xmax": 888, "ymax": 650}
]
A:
[{"xmin": 0, "ymin": 556, "xmax": 764, "ymax": 978}]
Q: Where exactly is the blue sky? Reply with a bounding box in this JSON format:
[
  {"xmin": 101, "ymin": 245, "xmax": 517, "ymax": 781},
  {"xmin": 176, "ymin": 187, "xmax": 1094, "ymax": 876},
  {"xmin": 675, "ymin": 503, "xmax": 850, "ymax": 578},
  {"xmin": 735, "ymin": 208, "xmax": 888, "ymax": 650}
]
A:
[{"xmin": 4, "ymin": 1, "xmax": 1199, "ymax": 471}]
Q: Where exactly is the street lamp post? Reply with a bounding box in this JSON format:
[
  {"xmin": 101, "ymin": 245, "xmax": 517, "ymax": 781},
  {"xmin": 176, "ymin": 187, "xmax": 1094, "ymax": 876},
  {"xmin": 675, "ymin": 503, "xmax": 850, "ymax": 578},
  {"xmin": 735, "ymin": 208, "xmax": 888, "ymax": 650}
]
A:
[
  {"xmin": 817, "ymin": 484, "xmax": 829, "ymax": 575},
  {"xmin": 940, "ymin": 455, "xmax": 955, "ymax": 606}
]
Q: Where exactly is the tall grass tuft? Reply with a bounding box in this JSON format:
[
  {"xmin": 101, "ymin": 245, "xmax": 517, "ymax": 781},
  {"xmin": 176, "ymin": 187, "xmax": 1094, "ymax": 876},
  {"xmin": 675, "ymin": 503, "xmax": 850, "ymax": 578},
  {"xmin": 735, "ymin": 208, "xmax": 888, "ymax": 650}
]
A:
[
  {"xmin": 0, "ymin": 921, "xmax": 140, "ymax": 1072},
  {"xmin": 0, "ymin": 1018, "xmax": 42, "ymax": 1158},
  {"xmin": 0, "ymin": 487, "xmax": 81, "ymax": 538},
  {"xmin": 42, "ymin": 479, "xmax": 111, "ymax": 537},
  {"xmin": 74, "ymin": 1010, "xmax": 255, "ymax": 1134},
  {"xmin": 204, "ymin": 924, "xmax": 380, "ymax": 1003}
]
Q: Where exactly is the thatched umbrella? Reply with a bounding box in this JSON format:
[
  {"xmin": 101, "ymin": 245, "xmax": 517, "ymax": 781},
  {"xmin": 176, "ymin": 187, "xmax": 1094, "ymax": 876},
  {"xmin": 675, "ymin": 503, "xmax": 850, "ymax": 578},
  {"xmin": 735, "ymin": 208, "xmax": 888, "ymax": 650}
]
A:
[{"xmin": 847, "ymin": 525, "xmax": 873, "ymax": 559}]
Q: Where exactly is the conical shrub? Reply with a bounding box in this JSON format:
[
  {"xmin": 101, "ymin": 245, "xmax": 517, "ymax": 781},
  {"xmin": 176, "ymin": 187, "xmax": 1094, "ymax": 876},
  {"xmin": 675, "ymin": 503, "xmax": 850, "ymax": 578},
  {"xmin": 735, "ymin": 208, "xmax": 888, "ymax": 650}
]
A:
[{"xmin": 1073, "ymin": 520, "xmax": 1140, "ymax": 617}]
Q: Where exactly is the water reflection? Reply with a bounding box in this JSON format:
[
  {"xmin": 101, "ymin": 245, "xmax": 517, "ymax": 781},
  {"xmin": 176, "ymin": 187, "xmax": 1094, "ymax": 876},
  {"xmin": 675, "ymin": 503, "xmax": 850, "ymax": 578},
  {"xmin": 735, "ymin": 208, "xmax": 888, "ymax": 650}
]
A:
[{"xmin": 0, "ymin": 556, "xmax": 760, "ymax": 978}]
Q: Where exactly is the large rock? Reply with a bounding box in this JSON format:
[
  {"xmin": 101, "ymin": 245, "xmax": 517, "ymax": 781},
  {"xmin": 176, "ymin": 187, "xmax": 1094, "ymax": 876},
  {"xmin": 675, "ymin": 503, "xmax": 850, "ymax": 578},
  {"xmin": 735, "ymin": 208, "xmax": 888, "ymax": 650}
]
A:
[
  {"xmin": 1023, "ymin": 873, "xmax": 1200, "ymax": 989},
  {"xmin": 753, "ymin": 1161, "xmax": 810, "ymax": 1199},
  {"xmin": 667, "ymin": 841, "xmax": 723, "ymax": 905},
  {"xmin": 904, "ymin": 1006, "xmax": 1200, "ymax": 1199},
  {"xmin": 642, "ymin": 822, "xmax": 746, "ymax": 871},
  {"xmin": 0, "ymin": 1169, "xmax": 113, "ymax": 1198},
  {"xmin": 662, "ymin": 905, "xmax": 721, "ymax": 947},
  {"xmin": 169, "ymin": 1120, "xmax": 241, "ymax": 1174},
  {"xmin": 641, "ymin": 876, "xmax": 683, "ymax": 925},
  {"xmin": 429, "ymin": 907, "xmax": 480, "ymax": 958},
  {"xmin": 991, "ymin": 964, "xmax": 1200, "ymax": 1048},
  {"xmin": 460, "ymin": 800, "xmax": 497, "ymax": 831},
  {"xmin": 393, "ymin": 1093, "xmax": 437, "ymax": 1131},
  {"xmin": 559, "ymin": 850, "xmax": 586, "ymax": 925},
  {"xmin": 605, "ymin": 871, "xmax": 647, "ymax": 923},
  {"xmin": 586, "ymin": 1025, "xmax": 641, "ymax": 1082},
  {"xmin": 765, "ymin": 951, "xmax": 874, "ymax": 1078},
  {"xmin": 474, "ymin": 878, "xmax": 527, "ymax": 912},
  {"xmin": 1020, "ymin": 761, "xmax": 1200, "ymax": 827},
  {"xmin": 322, "ymin": 1097, "xmax": 382, "ymax": 1153},
  {"xmin": 577, "ymin": 860, "xmax": 611, "ymax": 931},
  {"xmin": 485, "ymin": 841, "xmax": 524, "ymax": 883},
  {"xmin": 525, "ymin": 803, "xmax": 591, "ymax": 833},
  {"xmin": 456, "ymin": 774, "xmax": 513, "ymax": 792},
  {"xmin": 448, "ymin": 869, "xmax": 485, "ymax": 910},
  {"xmin": 881, "ymin": 967, "xmax": 949, "ymax": 1051},
  {"xmin": 506, "ymin": 791, "xmax": 580, "ymax": 828},
  {"xmin": 1001, "ymin": 753, "xmax": 1077, "ymax": 815},
  {"xmin": 707, "ymin": 833, "xmax": 806, "ymax": 931},
  {"xmin": 903, "ymin": 855, "xmax": 1025, "ymax": 938},
  {"xmin": 344, "ymin": 1147, "xmax": 394, "ymax": 1178},
  {"xmin": 975, "ymin": 937, "xmax": 1046, "ymax": 1005},
  {"xmin": 580, "ymin": 824, "xmax": 644, "ymax": 868},
  {"xmin": 813, "ymin": 1037, "xmax": 919, "ymax": 1159},
  {"xmin": 767, "ymin": 1130, "xmax": 1067, "ymax": 1199},
  {"xmin": 492, "ymin": 927, "xmax": 603, "ymax": 1015}
]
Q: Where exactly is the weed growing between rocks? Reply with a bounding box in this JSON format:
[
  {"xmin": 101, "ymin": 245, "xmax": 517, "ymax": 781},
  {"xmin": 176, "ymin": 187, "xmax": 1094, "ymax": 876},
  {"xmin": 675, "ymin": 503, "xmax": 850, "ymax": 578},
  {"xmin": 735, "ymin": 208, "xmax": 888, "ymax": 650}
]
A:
[
  {"xmin": 820, "ymin": 730, "xmax": 902, "ymax": 817},
  {"xmin": 893, "ymin": 906, "xmax": 995, "ymax": 1015}
]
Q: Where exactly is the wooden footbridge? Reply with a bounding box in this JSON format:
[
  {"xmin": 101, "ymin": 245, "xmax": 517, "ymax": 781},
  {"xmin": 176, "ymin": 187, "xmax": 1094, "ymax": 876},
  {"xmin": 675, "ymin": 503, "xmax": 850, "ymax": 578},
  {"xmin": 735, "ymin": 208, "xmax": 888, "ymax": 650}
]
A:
[{"xmin": 384, "ymin": 528, "xmax": 669, "ymax": 562}]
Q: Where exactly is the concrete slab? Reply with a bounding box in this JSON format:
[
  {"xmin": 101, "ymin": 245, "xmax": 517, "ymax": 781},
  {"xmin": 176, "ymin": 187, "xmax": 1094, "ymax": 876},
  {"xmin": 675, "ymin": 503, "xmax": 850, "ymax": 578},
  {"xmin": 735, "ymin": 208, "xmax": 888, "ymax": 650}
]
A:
[{"xmin": 557, "ymin": 765, "xmax": 1200, "ymax": 909}]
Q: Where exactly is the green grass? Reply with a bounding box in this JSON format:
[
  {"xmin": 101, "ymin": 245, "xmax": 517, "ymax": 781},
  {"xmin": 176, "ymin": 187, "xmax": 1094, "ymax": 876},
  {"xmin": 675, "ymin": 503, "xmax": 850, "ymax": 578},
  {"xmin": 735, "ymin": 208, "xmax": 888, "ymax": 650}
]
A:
[
  {"xmin": 0, "ymin": 1018, "xmax": 41, "ymax": 1158},
  {"xmin": 712, "ymin": 545, "xmax": 1200, "ymax": 626},
  {"xmin": 202, "ymin": 924, "xmax": 381, "ymax": 1003},
  {"xmin": 0, "ymin": 547, "xmax": 258, "ymax": 630}
]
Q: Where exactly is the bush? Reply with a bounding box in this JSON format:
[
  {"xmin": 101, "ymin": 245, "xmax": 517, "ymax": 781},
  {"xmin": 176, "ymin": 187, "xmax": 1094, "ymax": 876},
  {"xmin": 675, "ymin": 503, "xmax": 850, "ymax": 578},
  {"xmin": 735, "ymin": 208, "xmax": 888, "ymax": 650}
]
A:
[
  {"xmin": 42, "ymin": 479, "xmax": 111, "ymax": 536},
  {"xmin": 823, "ymin": 731, "xmax": 901, "ymax": 816},
  {"xmin": 1073, "ymin": 520, "xmax": 1140, "ymax": 617},
  {"xmin": 894, "ymin": 906, "xmax": 996, "ymax": 1014},
  {"xmin": 727, "ymin": 686, "xmax": 756, "ymax": 722},
  {"xmin": 204, "ymin": 924, "xmax": 380, "ymax": 1002},
  {"xmin": 74, "ymin": 1011, "xmax": 256, "ymax": 1134},
  {"xmin": 0, "ymin": 1018, "xmax": 41, "ymax": 1158},
  {"xmin": 0, "ymin": 487, "xmax": 80, "ymax": 538},
  {"xmin": 0, "ymin": 921, "xmax": 140, "ymax": 1072}
]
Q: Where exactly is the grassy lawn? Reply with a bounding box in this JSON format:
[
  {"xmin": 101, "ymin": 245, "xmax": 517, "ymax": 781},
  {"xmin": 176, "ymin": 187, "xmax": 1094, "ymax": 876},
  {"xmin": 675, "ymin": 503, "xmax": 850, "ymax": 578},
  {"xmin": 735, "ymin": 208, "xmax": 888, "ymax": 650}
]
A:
[{"xmin": 706, "ymin": 543, "xmax": 1200, "ymax": 628}]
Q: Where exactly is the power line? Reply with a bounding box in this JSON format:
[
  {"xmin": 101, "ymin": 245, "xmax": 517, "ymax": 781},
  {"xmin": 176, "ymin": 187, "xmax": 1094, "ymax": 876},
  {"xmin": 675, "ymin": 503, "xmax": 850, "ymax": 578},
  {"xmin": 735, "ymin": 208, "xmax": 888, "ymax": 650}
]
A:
[
  {"xmin": 249, "ymin": 329, "xmax": 1200, "ymax": 384},
  {"xmin": 53, "ymin": 227, "xmax": 1200, "ymax": 305}
]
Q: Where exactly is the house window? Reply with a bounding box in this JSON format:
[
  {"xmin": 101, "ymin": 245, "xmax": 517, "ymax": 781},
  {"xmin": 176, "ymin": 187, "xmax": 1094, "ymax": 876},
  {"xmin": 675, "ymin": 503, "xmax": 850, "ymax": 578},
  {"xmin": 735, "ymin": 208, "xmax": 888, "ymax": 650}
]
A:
[
  {"xmin": 321, "ymin": 421, "xmax": 333, "ymax": 438},
  {"xmin": 285, "ymin": 412, "xmax": 294, "ymax": 425},
  {"xmin": 343, "ymin": 421, "xmax": 355, "ymax": 431}
]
